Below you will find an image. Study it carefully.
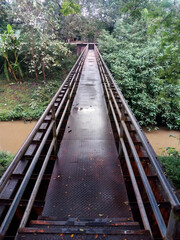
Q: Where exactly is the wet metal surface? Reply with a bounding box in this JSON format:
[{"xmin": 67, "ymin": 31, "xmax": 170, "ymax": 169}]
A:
[
  {"xmin": 42, "ymin": 50, "xmax": 132, "ymax": 219},
  {"xmin": 17, "ymin": 231, "xmax": 152, "ymax": 240}
]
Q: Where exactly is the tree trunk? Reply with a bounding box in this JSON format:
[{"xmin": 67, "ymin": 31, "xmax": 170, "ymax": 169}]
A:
[
  {"xmin": 5, "ymin": 57, "xmax": 18, "ymax": 83},
  {"xmin": 30, "ymin": 26, "xmax": 39, "ymax": 81},
  {"xmin": 42, "ymin": 61, "xmax": 47, "ymax": 84}
]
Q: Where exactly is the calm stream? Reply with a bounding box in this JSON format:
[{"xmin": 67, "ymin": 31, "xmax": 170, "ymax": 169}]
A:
[
  {"xmin": 0, "ymin": 121, "xmax": 36, "ymax": 154},
  {"xmin": 0, "ymin": 121, "xmax": 179, "ymax": 155},
  {"xmin": 144, "ymin": 127, "xmax": 179, "ymax": 155}
]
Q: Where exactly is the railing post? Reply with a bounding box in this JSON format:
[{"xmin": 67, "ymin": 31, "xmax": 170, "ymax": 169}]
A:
[
  {"xmin": 107, "ymin": 90, "xmax": 112, "ymax": 114},
  {"xmin": 119, "ymin": 105, "xmax": 125, "ymax": 156},
  {"xmin": 165, "ymin": 206, "xmax": 180, "ymax": 240},
  {"xmin": 52, "ymin": 105, "xmax": 58, "ymax": 156},
  {"xmin": 68, "ymin": 85, "xmax": 71, "ymax": 112}
]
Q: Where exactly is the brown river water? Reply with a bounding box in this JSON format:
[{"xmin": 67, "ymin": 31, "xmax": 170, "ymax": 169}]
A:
[
  {"xmin": 0, "ymin": 121, "xmax": 179, "ymax": 155},
  {"xmin": 0, "ymin": 121, "xmax": 37, "ymax": 154}
]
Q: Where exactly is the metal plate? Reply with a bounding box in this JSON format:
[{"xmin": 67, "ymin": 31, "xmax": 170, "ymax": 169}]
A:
[{"xmin": 17, "ymin": 231, "xmax": 152, "ymax": 240}]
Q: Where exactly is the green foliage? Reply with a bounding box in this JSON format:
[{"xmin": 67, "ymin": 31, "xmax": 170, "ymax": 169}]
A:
[
  {"xmin": 61, "ymin": 0, "xmax": 81, "ymax": 16},
  {"xmin": 159, "ymin": 148, "xmax": 180, "ymax": 188},
  {"xmin": 0, "ymin": 1, "xmax": 11, "ymax": 34},
  {"xmin": 0, "ymin": 151, "xmax": 14, "ymax": 177},
  {"xmin": 0, "ymin": 24, "xmax": 23, "ymax": 82},
  {"xmin": 147, "ymin": 1, "xmax": 180, "ymax": 84},
  {"xmin": 10, "ymin": 104, "xmax": 25, "ymax": 119},
  {"xmin": 6, "ymin": 24, "xmax": 13, "ymax": 34},
  {"xmin": 0, "ymin": 104, "xmax": 28, "ymax": 121},
  {"xmin": 78, "ymin": 0, "xmax": 121, "ymax": 31},
  {"xmin": 120, "ymin": 0, "xmax": 150, "ymax": 19},
  {"xmin": 0, "ymin": 81, "xmax": 59, "ymax": 121},
  {"xmin": 3, "ymin": 0, "xmax": 80, "ymax": 81},
  {"xmin": 60, "ymin": 52, "xmax": 77, "ymax": 73},
  {"xmin": 98, "ymin": 17, "xmax": 180, "ymax": 129},
  {"xmin": 157, "ymin": 16, "xmax": 180, "ymax": 84},
  {"xmin": 30, "ymin": 80, "xmax": 60, "ymax": 111},
  {"xmin": 0, "ymin": 47, "xmax": 77, "ymax": 121},
  {"xmin": 24, "ymin": 32, "xmax": 71, "ymax": 76},
  {"xmin": 59, "ymin": 14, "xmax": 103, "ymax": 42}
]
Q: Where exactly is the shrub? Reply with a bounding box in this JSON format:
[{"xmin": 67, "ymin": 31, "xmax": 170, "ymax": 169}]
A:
[
  {"xmin": 158, "ymin": 148, "xmax": 180, "ymax": 189},
  {"xmin": 0, "ymin": 152, "xmax": 14, "ymax": 177},
  {"xmin": 98, "ymin": 18, "xmax": 180, "ymax": 129}
]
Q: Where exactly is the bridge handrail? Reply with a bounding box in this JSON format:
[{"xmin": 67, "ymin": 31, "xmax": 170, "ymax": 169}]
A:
[
  {"xmin": 18, "ymin": 46, "xmax": 88, "ymax": 230},
  {"xmin": 0, "ymin": 46, "xmax": 88, "ymax": 193},
  {"xmin": 95, "ymin": 46, "xmax": 179, "ymax": 207},
  {"xmin": 95, "ymin": 45, "xmax": 180, "ymax": 240},
  {"xmin": 0, "ymin": 45, "xmax": 88, "ymax": 238}
]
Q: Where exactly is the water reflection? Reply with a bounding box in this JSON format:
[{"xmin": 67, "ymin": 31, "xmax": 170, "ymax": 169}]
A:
[{"xmin": 73, "ymin": 107, "xmax": 95, "ymax": 113}]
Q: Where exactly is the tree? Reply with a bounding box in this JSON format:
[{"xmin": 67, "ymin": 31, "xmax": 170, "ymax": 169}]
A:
[
  {"xmin": 10, "ymin": 0, "xmax": 80, "ymax": 82},
  {"xmin": 120, "ymin": 0, "xmax": 150, "ymax": 19},
  {"xmin": 148, "ymin": 0, "xmax": 180, "ymax": 84},
  {"xmin": 0, "ymin": 1, "xmax": 12, "ymax": 33},
  {"xmin": 98, "ymin": 14, "xmax": 180, "ymax": 129},
  {"xmin": 0, "ymin": 24, "xmax": 23, "ymax": 83},
  {"xmin": 78, "ymin": 0, "xmax": 122, "ymax": 32}
]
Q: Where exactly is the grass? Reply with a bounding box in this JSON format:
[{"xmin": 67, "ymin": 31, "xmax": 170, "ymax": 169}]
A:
[
  {"xmin": 0, "ymin": 54, "xmax": 77, "ymax": 121},
  {"xmin": 0, "ymin": 76, "xmax": 41, "ymax": 120},
  {"xmin": 0, "ymin": 76, "xmax": 63, "ymax": 121}
]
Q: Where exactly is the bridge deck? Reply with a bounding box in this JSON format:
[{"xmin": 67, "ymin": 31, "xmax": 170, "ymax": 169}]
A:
[{"xmin": 41, "ymin": 50, "xmax": 132, "ymax": 220}]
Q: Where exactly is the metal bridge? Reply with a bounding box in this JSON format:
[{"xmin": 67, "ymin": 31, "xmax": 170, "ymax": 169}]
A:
[{"xmin": 0, "ymin": 45, "xmax": 179, "ymax": 240}]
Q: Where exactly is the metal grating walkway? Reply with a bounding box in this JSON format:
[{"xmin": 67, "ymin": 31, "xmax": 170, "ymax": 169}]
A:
[{"xmin": 41, "ymin": 50, "xmax": 132, "ymax": 220}]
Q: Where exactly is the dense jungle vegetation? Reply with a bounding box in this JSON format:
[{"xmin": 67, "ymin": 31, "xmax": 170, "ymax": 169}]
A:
[{"xmin": 97, "ymin": 1, "xmax": 180, "ymax": 130}]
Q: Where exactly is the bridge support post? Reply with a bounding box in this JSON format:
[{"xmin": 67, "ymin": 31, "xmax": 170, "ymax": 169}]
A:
[
  {"xmin": 119, "ymin": 106, "xmax": 125, "ymax": 157},
  {"xmin": 52, "ymin": 105, "xmax": 58, "ymax": 156},
  {"xmin": 107, "ymin": 94, "xmax": 111, "ymax": 114},
  {"xmin": 107, "ymin": 81, "xmax": 112, "ymax": 115},
  {"xmin": 68, "ymin": 86, "xmax": 71, "ymax": 112},
  {"xmin": 165, "ymin": 206, "xmax": 180, "ymax": 240}
]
